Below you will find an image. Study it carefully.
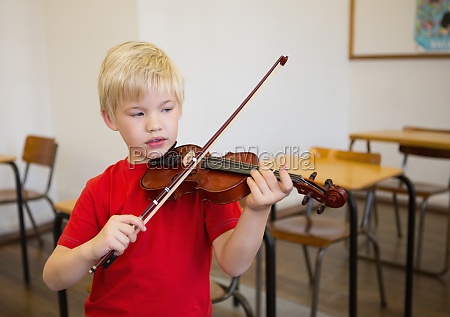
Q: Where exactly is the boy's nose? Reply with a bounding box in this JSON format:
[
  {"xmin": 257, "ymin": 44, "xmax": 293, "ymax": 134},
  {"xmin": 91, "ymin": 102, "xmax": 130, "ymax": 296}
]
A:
[{"xmin": 146, "ymin": 116, "xmax": 162, "ymax": 132}]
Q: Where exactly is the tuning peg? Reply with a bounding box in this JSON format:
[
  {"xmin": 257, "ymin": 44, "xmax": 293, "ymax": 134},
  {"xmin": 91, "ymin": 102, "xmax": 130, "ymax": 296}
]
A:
[
  {"xmin": 317, "ymin": 203, "xmax": 326, "ymax": 214},
  {"xmin": 302, "ymin": 195, "xmax": 310, "ymax": 205},
  {"xmin": 309, "ymin": 172, "xmax": 317, "ymax": 180},
  {"xmin": 324, "ymin": 179, "xmax": 333, "ymax": 189}
]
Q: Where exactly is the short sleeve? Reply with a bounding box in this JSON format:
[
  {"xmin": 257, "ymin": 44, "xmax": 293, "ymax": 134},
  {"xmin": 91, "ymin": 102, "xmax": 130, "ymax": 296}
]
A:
[{"xmin": 204, "ymin": 200, "xmax": 242, "ymax": 242}]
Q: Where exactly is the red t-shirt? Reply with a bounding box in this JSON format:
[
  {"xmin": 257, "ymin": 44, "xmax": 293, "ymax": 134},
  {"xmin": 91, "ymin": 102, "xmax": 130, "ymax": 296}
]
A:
[{"xmin": 58, "ymin": 159, "xmax": 241, "ymax": 316}]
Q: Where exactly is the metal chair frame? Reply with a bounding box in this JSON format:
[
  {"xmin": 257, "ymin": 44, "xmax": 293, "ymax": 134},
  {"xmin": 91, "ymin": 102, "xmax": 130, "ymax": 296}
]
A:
[{"xmin": 0, "ymin": 135, "xmax": 58, "ymax": 244}]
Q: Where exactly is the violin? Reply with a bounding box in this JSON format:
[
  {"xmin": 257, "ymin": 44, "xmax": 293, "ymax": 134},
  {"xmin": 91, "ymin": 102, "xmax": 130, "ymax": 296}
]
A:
[
  {"xmin": 89, "ymin": 55, "xmax": 348, "ymax": 273},
  {"xmin": 141, "ymin": 143, "xmax": 347, "ymax": 211}
]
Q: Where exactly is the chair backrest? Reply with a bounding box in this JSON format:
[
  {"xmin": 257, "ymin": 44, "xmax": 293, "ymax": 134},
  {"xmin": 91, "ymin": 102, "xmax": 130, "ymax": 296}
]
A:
[
  {"xmin": 21, "ymin": 135, "xmax": 58, "ymax": 193},
  {"xmin": 309, "ymin": 147, "xmax": 381, "ymax": 165},
  {"xmin": 22, "ymin": 135, "xmax": 57, "ymax": 166},
  {"xmin": 399, "ymin": 126, "xmax": 450, "ymax": 160}
]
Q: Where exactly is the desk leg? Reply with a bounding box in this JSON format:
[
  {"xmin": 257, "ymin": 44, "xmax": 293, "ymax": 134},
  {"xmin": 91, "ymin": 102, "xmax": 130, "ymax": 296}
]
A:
[
  {"xmin": 396, "ymin": 175, "xmax": 415, "ymax": 317},
  {"xmin": 255, "ymin": 247, "xmax": 262, "ymax": 317},
  {"xmin": 264, "ymin": 228, "xmax": 276, "ymax": 317},
  {"xmin": 54, "ymin": 212, "xmax": 69, "ymax": 317},
  {"xmin": 9, "ymin": 162, "xmax": 29, "ymax": 284},
  {"xmin": 346, "ymin": 191, "xmax": 358, "ymax": 317}
]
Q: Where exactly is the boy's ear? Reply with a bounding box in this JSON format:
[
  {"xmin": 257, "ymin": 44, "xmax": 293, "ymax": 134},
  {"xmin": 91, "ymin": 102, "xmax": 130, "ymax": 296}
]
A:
[{"xmin": 101, "ymin": 111, "xmax": 118, "ymax": 131}]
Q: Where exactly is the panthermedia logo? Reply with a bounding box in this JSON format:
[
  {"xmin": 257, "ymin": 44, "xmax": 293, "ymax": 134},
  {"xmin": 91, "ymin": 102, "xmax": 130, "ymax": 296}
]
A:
[{"xmin": 127, "ymin": 145, "xmax": 316, "ymax": 171}]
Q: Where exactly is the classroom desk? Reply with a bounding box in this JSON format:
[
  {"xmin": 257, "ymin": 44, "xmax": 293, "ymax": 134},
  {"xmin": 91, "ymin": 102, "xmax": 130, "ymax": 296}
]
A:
[
  {"xmin": 348, "ymin": 128, "xmax": 450, "ymax": 315},
  {"xmin": 349, "ymin": 129, "xmax": 450, "ymax": 151},
  {"xmin": 350, "ymin": 129, "xmax": 450, "ymax": 273},
  {"xmin": 263, "ymin": 155, "xmax": 415, "ymax": 317},
  {"xmin": 0, "ymin": 155, "xmax": 29, "ymax": 284}
]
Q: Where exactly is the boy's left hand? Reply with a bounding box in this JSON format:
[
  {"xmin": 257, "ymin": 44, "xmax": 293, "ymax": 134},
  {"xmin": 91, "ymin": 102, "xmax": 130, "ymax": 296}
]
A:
[{"xmin": 244, "ymin": 165, "xmax": 293, "ymax": 211}]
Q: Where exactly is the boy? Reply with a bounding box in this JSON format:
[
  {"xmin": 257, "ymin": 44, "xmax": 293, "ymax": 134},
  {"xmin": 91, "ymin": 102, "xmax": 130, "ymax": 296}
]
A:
[{"xmin": 43, "ymin": 41, "xmax": 292, "ymax": 316}]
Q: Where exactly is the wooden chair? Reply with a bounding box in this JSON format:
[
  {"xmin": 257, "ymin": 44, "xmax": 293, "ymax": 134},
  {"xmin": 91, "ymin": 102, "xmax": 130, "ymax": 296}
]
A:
[
  {"xmin": 267, "ymin": 147, "xmax": 387, "ymax": 317},
  {"xmin": 0, "ymin": 135, "xmax": 57, "ymax": 244},
  {"xmin": 53, "ymin": 199, "xmax": 253, "ymax": 317},
  {"xmin": 375, "ymin": 126, "xmax": 450, "ymax": 274}
]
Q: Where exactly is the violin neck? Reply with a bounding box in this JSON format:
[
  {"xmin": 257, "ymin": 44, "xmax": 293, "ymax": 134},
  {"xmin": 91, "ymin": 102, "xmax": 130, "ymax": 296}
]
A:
[{"xmin": 202, "ymin": 157, "xmax": 303, "ymax": 184}]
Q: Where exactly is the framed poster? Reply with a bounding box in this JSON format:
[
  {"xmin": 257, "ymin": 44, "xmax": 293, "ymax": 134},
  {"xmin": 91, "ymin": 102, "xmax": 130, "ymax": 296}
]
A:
[{"xmin": 349, "ymin": 0, "xmax": 450, "ymax": 59}]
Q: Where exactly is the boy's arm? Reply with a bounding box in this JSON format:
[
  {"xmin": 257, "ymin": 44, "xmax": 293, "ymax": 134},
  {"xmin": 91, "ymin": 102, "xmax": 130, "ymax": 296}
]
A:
[
  {"xmin": 43, "ymin": 244, "xmax": 97, "ymax": 291},
  {"xmin": 213, "ymin": 167, "xmax": 292, "ymax": 277},
  {"xmin": 43, "ymin": 214, "xmax": 146, "ymax": 291}
]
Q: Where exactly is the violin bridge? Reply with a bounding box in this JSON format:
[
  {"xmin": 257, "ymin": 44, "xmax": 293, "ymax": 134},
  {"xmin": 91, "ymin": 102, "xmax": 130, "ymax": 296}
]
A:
[{"xmin": 183, "ymin": 150, "xmax": 197, "ymax": 166}]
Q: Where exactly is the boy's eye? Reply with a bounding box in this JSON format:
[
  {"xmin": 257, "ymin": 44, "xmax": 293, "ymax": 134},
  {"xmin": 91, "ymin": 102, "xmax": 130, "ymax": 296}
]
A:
[
  {"xmin": 132, "ymin": 112, "xmax": 144, "ymax": 117},
  {"xmin": 162, "ymin": 108, "xmax": 172, "ymax": 113}
]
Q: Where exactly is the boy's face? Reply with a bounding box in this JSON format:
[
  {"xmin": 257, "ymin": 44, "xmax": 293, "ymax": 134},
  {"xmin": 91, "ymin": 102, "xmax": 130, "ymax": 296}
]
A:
[{"xmin": 103, "ymin": 89, "xmax": 181, "ymax": 163}]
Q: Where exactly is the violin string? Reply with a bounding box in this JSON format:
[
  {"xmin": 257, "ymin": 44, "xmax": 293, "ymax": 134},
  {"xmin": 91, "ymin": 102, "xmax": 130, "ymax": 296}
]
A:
[{"xmin": 204, "ymin": 157, "xmax": 316, "ymax": 187}]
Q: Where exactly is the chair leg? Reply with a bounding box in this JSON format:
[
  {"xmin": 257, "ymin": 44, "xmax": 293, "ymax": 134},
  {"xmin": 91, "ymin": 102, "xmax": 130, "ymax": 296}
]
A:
[
  {"xmin": 310, "ymin": 248, "xmax": 327, "ymax": 317},
  {"xmin": 415, "ymin": 198, "xmax": 429, "ymax": 269},
  {"xmin": 232, "ymin": 292, "xmax": 254, "ymax": 317},
  {"xmin": 44, "ymin": 195, "xmax": 57, "ymax": 214},
  {"xmin": 420, "ymin": 206, "xmax": 450, "ymax": 276},
  {"xmin": 365, "ymin": 231, "xmax": 387, "ymax": 307},
  {"xmin": 361, "ymin": 190, "xmax": 376, "ymax": 254},
  {"xmin": 392, "ymin": 193, "xmax": 402, "ymax": 238},
  {"xmin": 54, "ymin": 212, "xmax": 69, "ymax": 317},
  {"xmin": 232, "ymin": 278, "xmax": 241, "ymax": 307},
  {"xmin": 440, "ymin": 205, "xmax": 450, "ymax": 276},
  {"xmin": 23, "ymin": 202, "xmax": 43, "ymax": 245},
  {"xmin": 58, "ymin": 289, "xmax": 69, "ymax": 317},
  {"xmin": 212, "ymin": 277, "xmax": 253, "ymax": 317},
  {"xmin": 302, "ymin": 246, "xmax": 314, "ymax": 284},
  {"xmin": 371, "ymin": 198, "xmax": 378, "ymax": 230}
]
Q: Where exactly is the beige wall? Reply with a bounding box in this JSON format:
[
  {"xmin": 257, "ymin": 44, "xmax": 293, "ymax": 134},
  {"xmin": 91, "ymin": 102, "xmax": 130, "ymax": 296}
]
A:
[
  {"xmin": 0, "ymin": 0, "xmax": 449, "ymax": 235},
  {"xmin": 0, "ymin": 0, "xmax": 138, "ymax": 234},
  {"xmin": 44, "ymin": 0, "xmax": 139, "ymax": 199}
]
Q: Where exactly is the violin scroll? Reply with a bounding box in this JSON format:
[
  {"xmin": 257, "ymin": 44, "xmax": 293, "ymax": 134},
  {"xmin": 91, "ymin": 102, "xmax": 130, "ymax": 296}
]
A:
[{"xmin": 293, "ymin": 172, "xmax": 347, "ymax": 214}]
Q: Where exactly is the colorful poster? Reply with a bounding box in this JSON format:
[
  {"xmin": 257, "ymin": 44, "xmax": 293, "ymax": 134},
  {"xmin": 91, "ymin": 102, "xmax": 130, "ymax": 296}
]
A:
[{"xmin": 415, "ymin": 0, "xmax": 450, "ymax": 51}]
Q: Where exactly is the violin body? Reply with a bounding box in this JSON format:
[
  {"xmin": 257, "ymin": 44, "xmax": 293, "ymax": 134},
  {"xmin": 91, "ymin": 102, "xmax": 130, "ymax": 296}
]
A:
[
  {"xmin": 141, "ymin": 144, "xmax": 254, "ymax": 204},
  {"xmin": 141, "ymin": 144, "xmax": 348, "ymax": 209}
]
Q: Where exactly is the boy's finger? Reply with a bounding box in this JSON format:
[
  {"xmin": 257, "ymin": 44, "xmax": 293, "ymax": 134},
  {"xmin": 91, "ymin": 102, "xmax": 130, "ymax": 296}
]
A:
[
  {"xmin": 277, "ymin": 166, "xmax": 293, "ymax": 194},
  {"xmin": 121, "ymin": 215, "xmax": 147, "ymax": 232}
]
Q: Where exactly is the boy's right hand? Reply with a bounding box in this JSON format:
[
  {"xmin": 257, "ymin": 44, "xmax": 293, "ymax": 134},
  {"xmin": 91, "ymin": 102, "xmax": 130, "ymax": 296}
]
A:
[{"xmin": 89, "ymin": 214, "xmax": 147, "ymax": 260}]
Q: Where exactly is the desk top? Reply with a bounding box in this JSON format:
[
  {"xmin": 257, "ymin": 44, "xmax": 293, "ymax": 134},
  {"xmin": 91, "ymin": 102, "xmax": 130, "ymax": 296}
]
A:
[
  {"xmin": 349, "ymin": 129, "xmax": 450, "ymax": 150},
  {"xmin": 54, "ymin": 199, "xmax": 77, "ymax": 215},
  {"xmin": 270, "ymin": 156, "xmax": 402, "ymax": 191},
  {"xmin": 0, "ymin": 155, "xmax": 16, "ymax": 163}
]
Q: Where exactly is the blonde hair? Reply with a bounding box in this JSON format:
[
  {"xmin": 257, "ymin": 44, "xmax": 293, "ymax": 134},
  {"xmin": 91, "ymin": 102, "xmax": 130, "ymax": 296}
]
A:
[{"xmin": 98, "ymin": 41, "xmax": 184, "ymax": 119}]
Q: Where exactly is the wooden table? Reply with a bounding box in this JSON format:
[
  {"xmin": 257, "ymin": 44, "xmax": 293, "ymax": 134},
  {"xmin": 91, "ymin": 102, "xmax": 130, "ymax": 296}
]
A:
[
  {"xmin": 349, "ymin": 129, "xmax": 450, "ymax": 151},
  {"xmin": 263, "ymin": 155, "xmax": 413, "ymax": 317},
  {"xmin": 0, "ymin": 155, "xmax": 29, "ymax": 284}
]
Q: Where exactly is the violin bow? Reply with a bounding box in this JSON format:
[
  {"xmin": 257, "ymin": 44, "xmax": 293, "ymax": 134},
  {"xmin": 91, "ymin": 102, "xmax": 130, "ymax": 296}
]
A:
[{"xmin": 89, "ymin": 55, "xmax": 289, "ymax": 273}]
